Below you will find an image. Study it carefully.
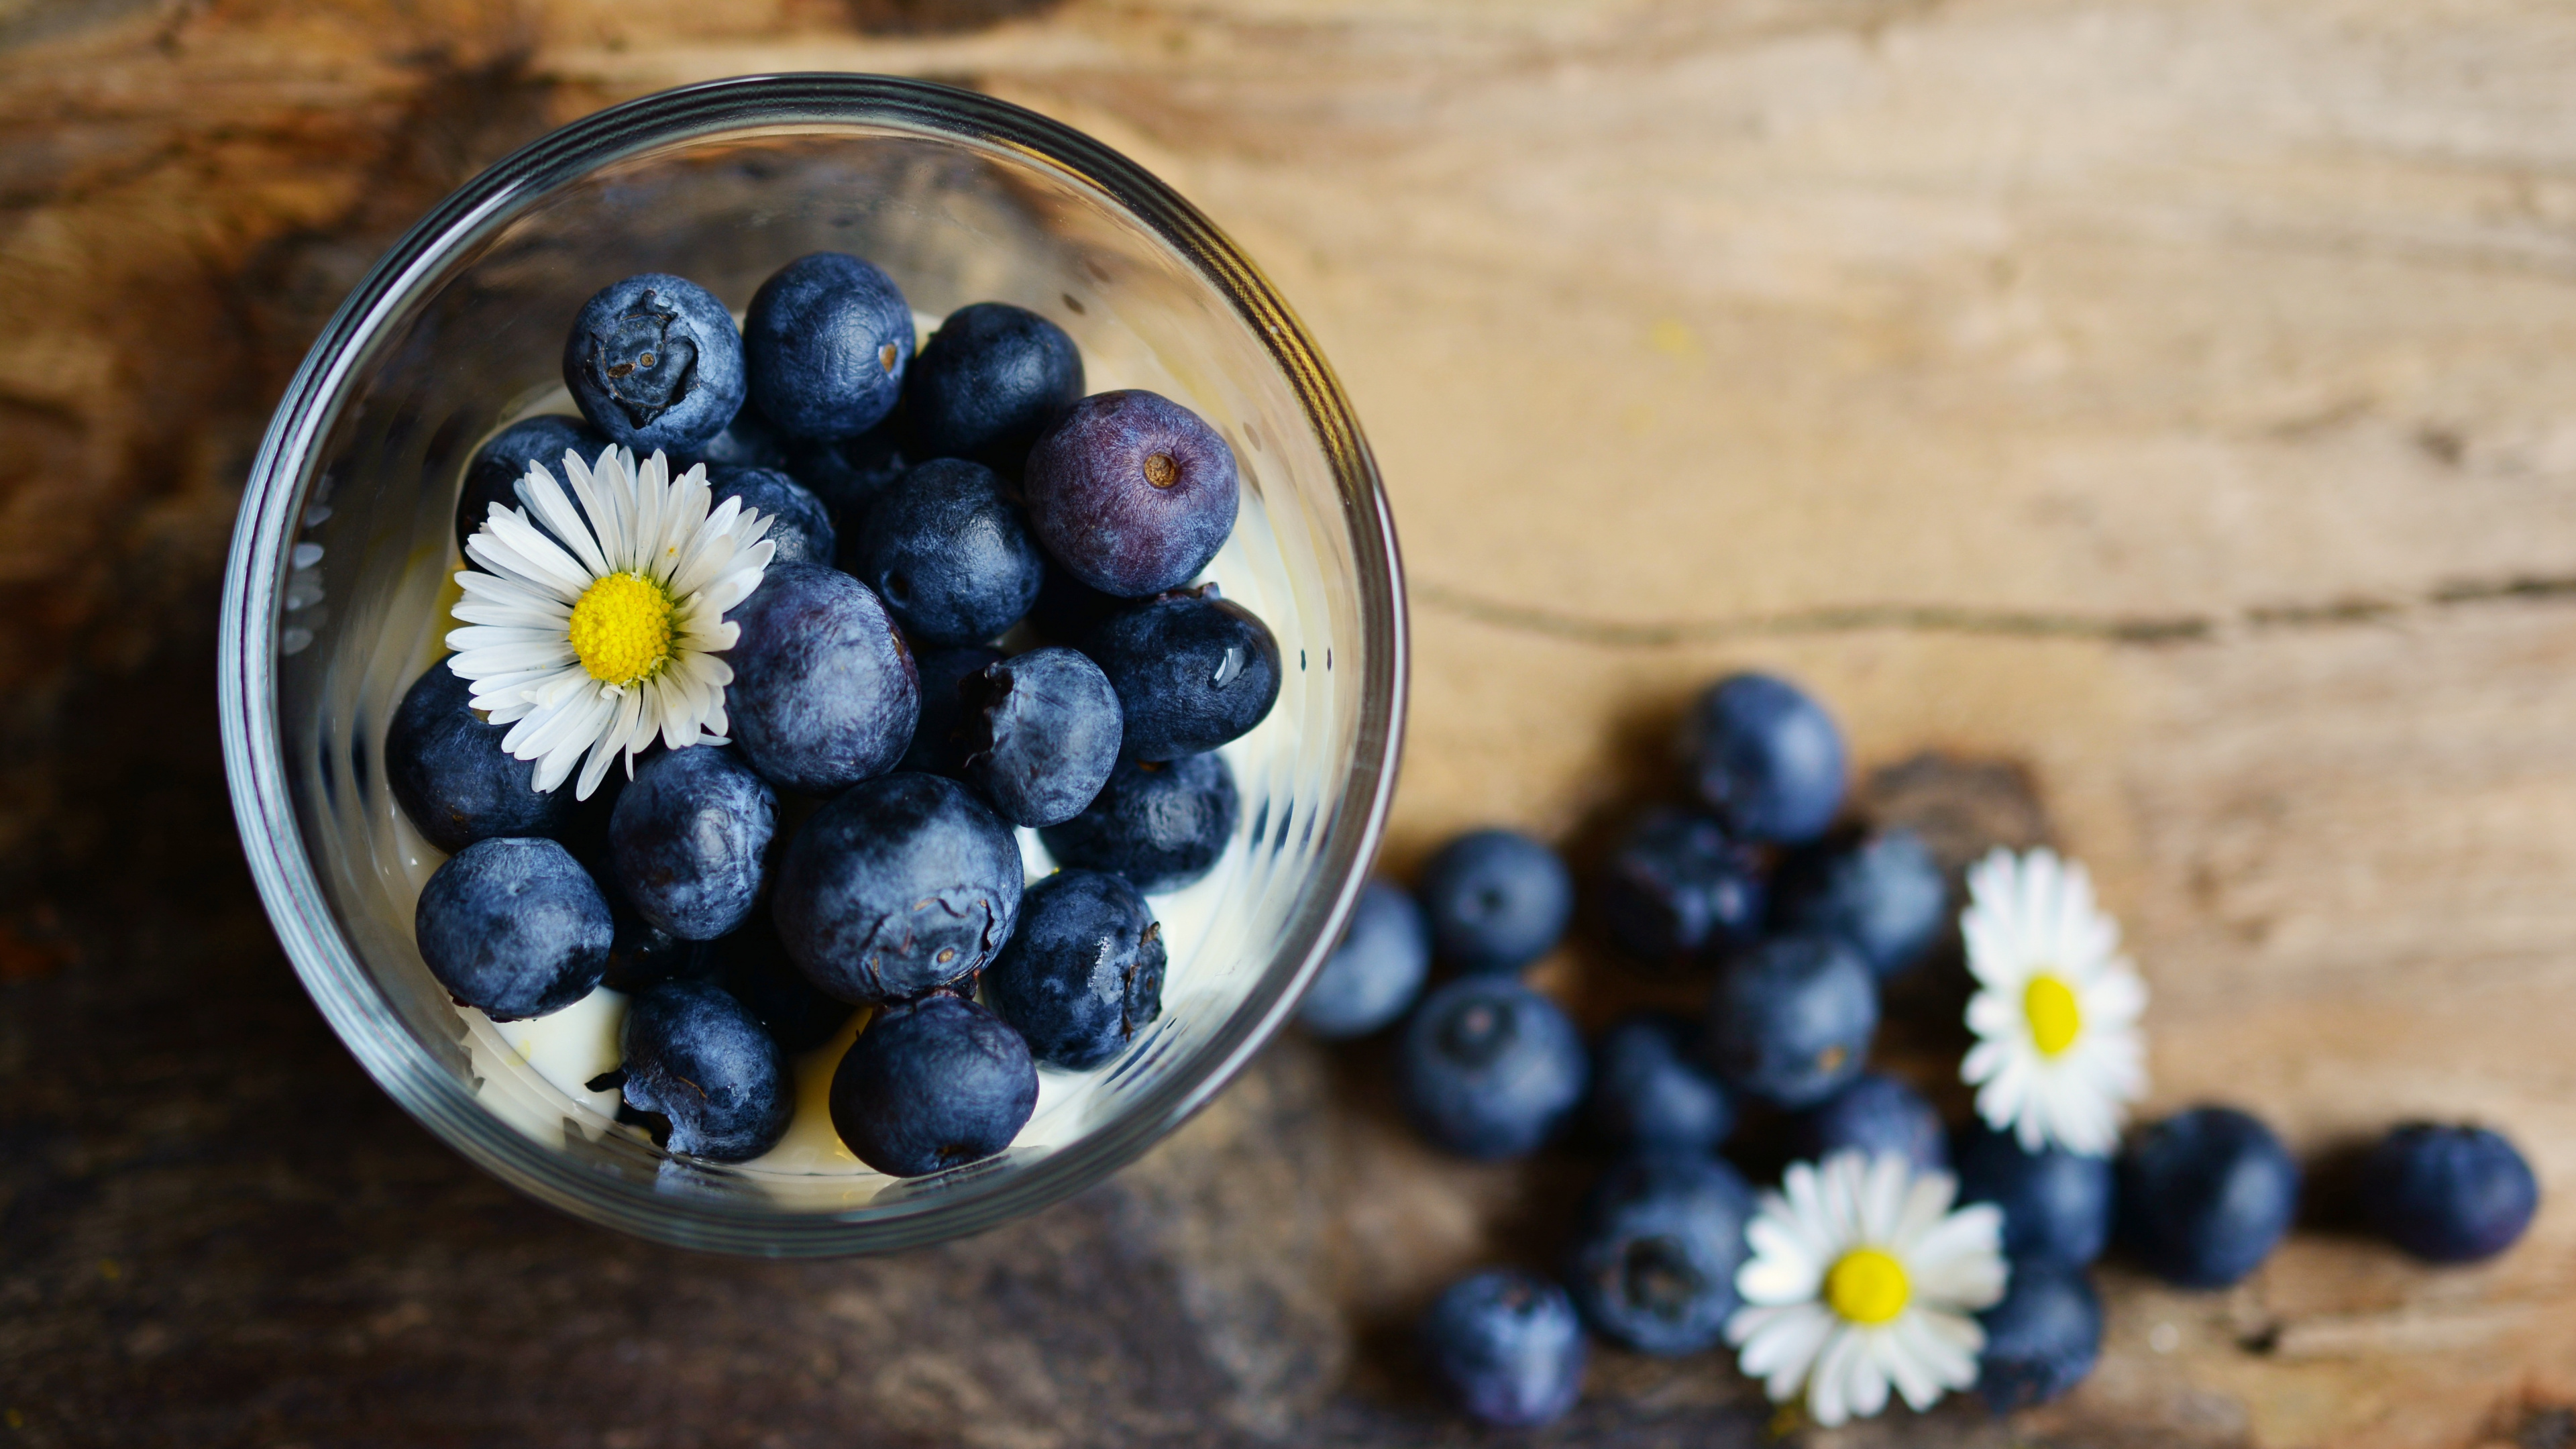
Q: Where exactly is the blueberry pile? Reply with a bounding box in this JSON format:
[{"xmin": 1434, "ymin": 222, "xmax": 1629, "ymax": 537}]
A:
[
  {"xmin": 1296, "ymin": 669, "xmax": 2543, "ymax": 1428},
  {"xmin": 395, "ymin": 257, "xmax": 1284, "ymax": 1177}
]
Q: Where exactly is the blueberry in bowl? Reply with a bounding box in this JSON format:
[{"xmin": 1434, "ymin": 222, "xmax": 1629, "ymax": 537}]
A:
[{"xmin": 563, "ymin": 273, "xmax": 746, "ymax": 454}]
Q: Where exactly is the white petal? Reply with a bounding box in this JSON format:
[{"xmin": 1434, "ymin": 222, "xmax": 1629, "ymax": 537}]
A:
[
  {"xmin": 1887, "ymin": 1170, "xmax": 1958, "ymax": 1255},
  {"xmin": 1905, "ymin": 1206, "xmax": 2006, "ymax": 1309},
  {"xmin": 1886, "ymin": 1310, "xmax": 1977, "ymax": 1404},
  {"xmin": 1733, "ymin": 1303, "xmax": 1836, "ymax": 1403},
  {"xmin": 2085, "ymin": 967, "xmax": 2149, "ymax": 1025},
  {"xmin": 1874, "ymin": 1317, "xmax": 1943, "ymax": 1411},
  {"xmin": 1860, "ymin": 1152, "xmax": 1913, "ymax": 1243},
  {"xmin": 1807, "ymin": 1324, "xmax": 1873, "ymax": 1427},
  {"xmin": 1907, "ymin": 1305, "xmax": 1987, "ymax": 1383},
  {"xmin": 1740, "ymin": 1222, "xmax": 1828, "ymax": 1305}
]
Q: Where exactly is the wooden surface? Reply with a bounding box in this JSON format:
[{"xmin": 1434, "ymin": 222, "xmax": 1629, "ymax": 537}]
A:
[{"xmin": 8, "ymin": 1, "xmax": 2576, "ymax": 1444}]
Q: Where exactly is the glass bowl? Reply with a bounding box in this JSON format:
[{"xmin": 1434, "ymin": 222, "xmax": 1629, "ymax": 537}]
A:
[{"xmin": 217, "ymin": 74, "xmax": 1405, "ymax": 1256}]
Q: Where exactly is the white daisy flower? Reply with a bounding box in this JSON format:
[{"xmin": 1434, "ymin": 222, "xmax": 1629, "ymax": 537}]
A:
[
  {"xmin": 1726, "ymin": 1150, "xmax": 2008, "ymax": 1428},
  {"xmin": 1958, "ymin": 846, "xmax": 2149, "ymax": 1157},
  {"xmin": 444, "ymin": 445, "xmax": 774, "ymax": 800}
]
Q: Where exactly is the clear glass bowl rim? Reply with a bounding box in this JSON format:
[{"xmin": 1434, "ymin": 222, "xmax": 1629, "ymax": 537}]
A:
[{"xmin": 215, "ymin": 73, "xmax": 1408, "ymax": 1256}]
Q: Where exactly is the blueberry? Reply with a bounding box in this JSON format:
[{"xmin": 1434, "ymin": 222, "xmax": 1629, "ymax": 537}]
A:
[
  {"xmin": 1024, "ymin": 559, "xmax": 1124, "ymax": 644},
  {"xmin": 773, "ymin": 772, "xmax": 1022, "ymax": 1004},
  {"xmin": 1038, "ymin": 752, "xmax": 1238, "ymax": 894},
  {"xmin": 414, "ymin": 837, "xmax": 613, "ymax": 1020},
  {"xmin": 616, "ymin": 979, "xmax": 793, "ymax": 1163},
  {"xmin": 1081, "ymin": 586, "xmax": 1281, "ymax": 761},
  {"xmin": 1595, "ymin": 808, "xmax": 1766, "ymax": 970},
  {"xmin": 1776, "ymin": 828, "xmax": 1947, "ymax": 978},
  {"xmin": 1024, "ymin": 390, "xmax": 1240, "ymax": 597},
  {"xmin": 743, "ymin": 252, "xmax": 913, "ymax": 439},
  {"xmin": 780, "ymin": 415, "xmax": 908, "ymax": 526},
  {"xmin": 386, "ymin": 661, "xmax": 582, "ymax": 855},
  {"xmin": 983, "ymin": 869, "xmax": 1166, "ymax": 1069},
  {"xmin": 1790, "ymin": 1072, "xmax": 1947, "ymax": 1171},
  {"xmin": 898, "ymin": 644, "xmax": 1005, "ymax": 777},
  {"xmin": 2359, "ymin": 1123, "xmax": 2538, "ymax": 1264},
  {"xmin": 713, "ymin": 915, "xmax": 856, "ymax": 1054},
  {"xmin": 1678, "ymin": 673, "xmax": 1848, "ymax": 845},
  {"xmin": 906, "ymin": 302, "xmax": 1084, "ymax": 474},
  {"xmin": 1955, "ymin": 1123, "xmax": 2114, "ymax": 1268},
  {"xmin": 606, "ymin": 745, "xmax": 775, "ymax": 941},
  {"xmin": 1418, "ymin": 829, "xmax": 1574, "ymax": 975},
  {"xmin": 455, "ymin": 415, "xmax": 607, "ymax": 556},
  {"xmin": 958, "ymin": 647, "xmax": 1122, "ymax": 828},
  {"xmin": 1976, "ymin": 1262, "xmax": 2102, "ymax": 1411},
  {"xmin": 2118, "ymin": 1106, "xmax": 2300, "ymax": 1288},
  {"xmin": 1417, "ymin": 1269, "xmax": 1587, "ymax": 1428},
  {"xmin": 1296, "ymin": 879, "xmax": 1432, "ymax": 1040},
  {"xmin": 1704, "ymin": 932, "xmax": 1877, "ymax": 1108},
  {"xmin": 598, "ymin": 897, "xmax": 715, "ymax": 993},
  {"xmin": 1585, "ymin": 1012, "xmax": 1734, "ymax": 1152},
  {"xmin": 562, "ymin": 273, "xmax": 746, "ymax": 453},
  {"xmin": 1397, "ymin": 976, "xmax": 1587, "ymax": 1160},
  {"xmin": 707, "ymin": 464, "xmax": 835, "ymax": 566},
  {"xmin": 846, "ymin": 458, "xmax": 1046, "ymax": 648},
  {"xmin": 829, "ymin": 993, "xmax": 1038, "ymax": 1177},
  {"xmin": 680, "ymin": 405, "xmax": 789, "ymax": 472},
  {"xmin": 722, "ymin": 561, "xmax": 919, "ymax": 795},
  {"xmin": 1564, "ymin": 1151, "xmax": 1756, "ymax": 1355}
]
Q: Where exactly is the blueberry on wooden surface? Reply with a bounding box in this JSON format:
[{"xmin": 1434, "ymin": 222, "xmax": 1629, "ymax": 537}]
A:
[
  {"xmin": 773, "ymin": 771, "xmax": 1023, "ymax": 1005},
  {"xmin": 1976, "ymin": 1261, "xmax": 2102, "ymax": 1411},
  {"xmin": 983, "ymin": 869, "xmax": 1165, "ymax": 1070},
  {"xmin": 1583, "ymin": 1012, "xmax": 1734, "ymax": 1154},
  {"xmin": 455, "ymin": 415, "xmax": 606, "ymax": 556},
  {"xmin": 1678, "ymin": 672, "xmax": 1848, "ymax": 845},
  {"xmin": 906, "ymin": 302, "xmax": 1084, "ymax": 474},
  {"xmin": 847, "ymin": 458, "xmax": 1046, "ymax": 648},
  {"xmin": 1418, "ymin": 1269, "xmax": 1587, "ymax": 1428},
  {"xmin": 1296, "ymin": 879, "xmax": 1432, "ymax": 1040},
  {"xmin": 1564, "ymin": 1151, "xmax": 1754, "ymax": 1356},
  {"xmin": 562, "ymin": 274, "xmax": 745, "ymax": 453},
  {"xmin": 1024, "ymin": 390, "xmax": 1239, "ymax": 598},
  {"xmin": 1398, "ymin": 976, "xmax": 1587, "ymax": 1160},
  {"xmin": 1595, "ymin": 807, "xmax": 1766, "ymax": 970},
  {"xmin": 607, "ymin": 745, "xmax": 775, "ymax": 942},
  {"xmin": 414, "ymin": 837, "xmax": 613, "ymax": 1021},
  {"xmin": 706, "ymin": 464, "xmax": 835, "ymax": 566},
  {"xmin": 1955, "ymin": 1123, "xmax": 2114, "ymax": 1268},
  {"xmin": 1704, "ymin": 932, "xmax": 1877, "ymax": 1108},
  {"xmin": 1790, "ymin": 1072, "xmax": 1947, "ymax": 1173},
  {"xmin": 617, "ymin": 979, "xmax": 793, "ymax": 1163},
  {"xmin": 2118, "ymin": 1106, "xmax": 2300, "ymax": 1288},
  {"xmin": 743, "ymin": 252, "xmax": 912, "ymax": 439},
  {"xmin": 1081, "ymin": 586, "xmax": 1281, "ymax": 762},
  {"xmin": 1775, "ymin": 827, "xmax": 1947, "ymax": 978},
  {"xmin": 712, "ymin": 914, "xmax": 855, "ymax": 1055},
  {"xmin": 722, "ymin": 561, "xmax": 919, "ymax": 796},
  {"xmin": 2359, "ymin": 1123, "xmax": 2538, "ymax": 1264},
  {"xmin": 958, "ymin": 647, "xmax": 1122, "ymax": 828},
  {"xmin": 386, "ymin": 661, "xmax": 582, "ymax": 855},
  {"xmin": 1038, "ymin": 752, "xmax": 1238, "ymax": 895},
  {"xmin": 829, "ymin": 993, "xmax": 1038, "ymax": 1177},
  {"xmin": 898, "ymin": 644, "xmax": 1006, "ymax": 778},
  {"xmin": 1418, "ymin": 828, "xmax": 1574, "ymax": 975}
]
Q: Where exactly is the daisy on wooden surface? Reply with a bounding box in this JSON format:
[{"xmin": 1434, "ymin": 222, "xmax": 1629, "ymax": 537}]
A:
[{"xmin": 1959, "ymin": 847, "xmax": 2149, "ymax": 1157}]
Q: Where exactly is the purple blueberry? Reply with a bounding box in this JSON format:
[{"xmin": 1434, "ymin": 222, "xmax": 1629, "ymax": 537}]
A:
[
  {"xmin": 772, "ymin": 772, "xmax": 1023, "ymax": 1005},
  {"xmin": 1398, "ymin": 976, "xmax": 1588, "ymax": 1160},
  {"xmin": 1585, "ymin": 1012, "xmax": 1734, "ymax": 1153},
  {"xmin": 606, "ymin": 745, "xmax": 775, "ymax": 942},
  {"xmin": 1678, "ymin": 672, "xmax": 1848, "ymax": 845},
  {"xmin": 1024, "ymin": 390, "xmax": 1239, "ymax": 597},
  {"xmin": 1976, "ymin": 1262, "xmax": 2102, "ymax": 1411},
  {"xmin": 1776, "ymin": 827, "xmax": 1947, "ymax": 979},
  {"xmin": 616, "ymin": 979, "xmax": 793, "ymax": 1163},
  {"xmin": 1564, "ymin": 1151, "xmax": 1756, "ymax": 1355},
  {"xmin": 706, "ymin": 464, "xmax": 835, "ymax": 566},
  {"xmin": 898, "ymin": 644, "xmax": 1005, "ymax": 777},
  {"xmin": 722, "ymin": 561, "xmax": 919, "ymax": 796},
  {"xmin": 1595, "ymin": 807, "xmax": 1766, "ymax": 971},
  {"xmin": 1790, "ymin": 1072, "xmax": 1947, "ymax": 1172},
  {"xmin": 1418, "ymin": 828, "xmax": 1574, "ymax": 975},
  {"xmin": 455, "ymin": 415, "xmax": 606, "ymax": 556},
  {"xmin": 829, "ymin": 993, "xmax": 1038, "ymax": 1177},
  {"xmin": 959, "ymin": 647, "xmax": 1122, "ymax": 828},
  {"xmin": 713, "ymin": 914, "xmax": 855, "ymax": 1055},
  {"xmin": 743, "ymin": 252, "xmax": 912, "ymax": 439},
  {"xmin": 1704, "ymin": 932, "xmax": 1878, "ymax": 1108},
  {"xmin": 2360, "ymin": 1123, "xmax": 2538, "ymax": 1264},
  {"xmin": 1296, "ymin": 879, "xmax": 1432, "ymax": 1040},
  {"xmin": 1955, "ymin": 1123, "xmax": 2114, "ymax": 1269},
  {"xmin": 1418, "ymin": 1270, "xmax": 1587, "ymax": 1428},
  {"xmin": 1081, "ymin": 586, "xmax": 1281, "ymax": 761},
  {"xmin": 414, "ymin": 837, "xmax": 613, "ymax": 1021},
  {"xmin": 846, "ymin": 458, "xmax": 1044, "ymax": 647},
  {"xmin": 983, "ymin": 869, "xmax": 1166, "ymax": 1069},
  {"xmin": 906, "ymin": 301, "xmax": 1084, "ymax": 474},
  {"xmin": 561, "ymin": 273, "xmax": 746, "ymax": 453},
  {"xmin": 1038, "ymin": 752, "xmax": 1238, "ymax": 895},
  {"xmin": 2119, "ymin": 1106, "xmax": 2300, "ymax": 1288},
  {"xmin": 386, "ymin": 661, "xmax": 582, "ymax": 855}
]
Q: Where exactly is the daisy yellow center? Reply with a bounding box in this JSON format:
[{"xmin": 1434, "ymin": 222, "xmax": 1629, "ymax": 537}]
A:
[
  {"xmin": 1824, "ymin": 1247, "xmax": 1911, "ymax": 1326},
  {"xmin": 568, "ymin": 571, "xmax": 675, "ymax": 686},
  {"xmin": 2023, "ymin": 973, "xmax": 2082, "ymax": 1057}
]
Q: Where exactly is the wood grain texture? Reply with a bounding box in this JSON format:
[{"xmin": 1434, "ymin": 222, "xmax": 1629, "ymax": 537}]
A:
[{"xmin": 6, "ymin": 1, "xmax": 2576, "ymax": 1444}]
